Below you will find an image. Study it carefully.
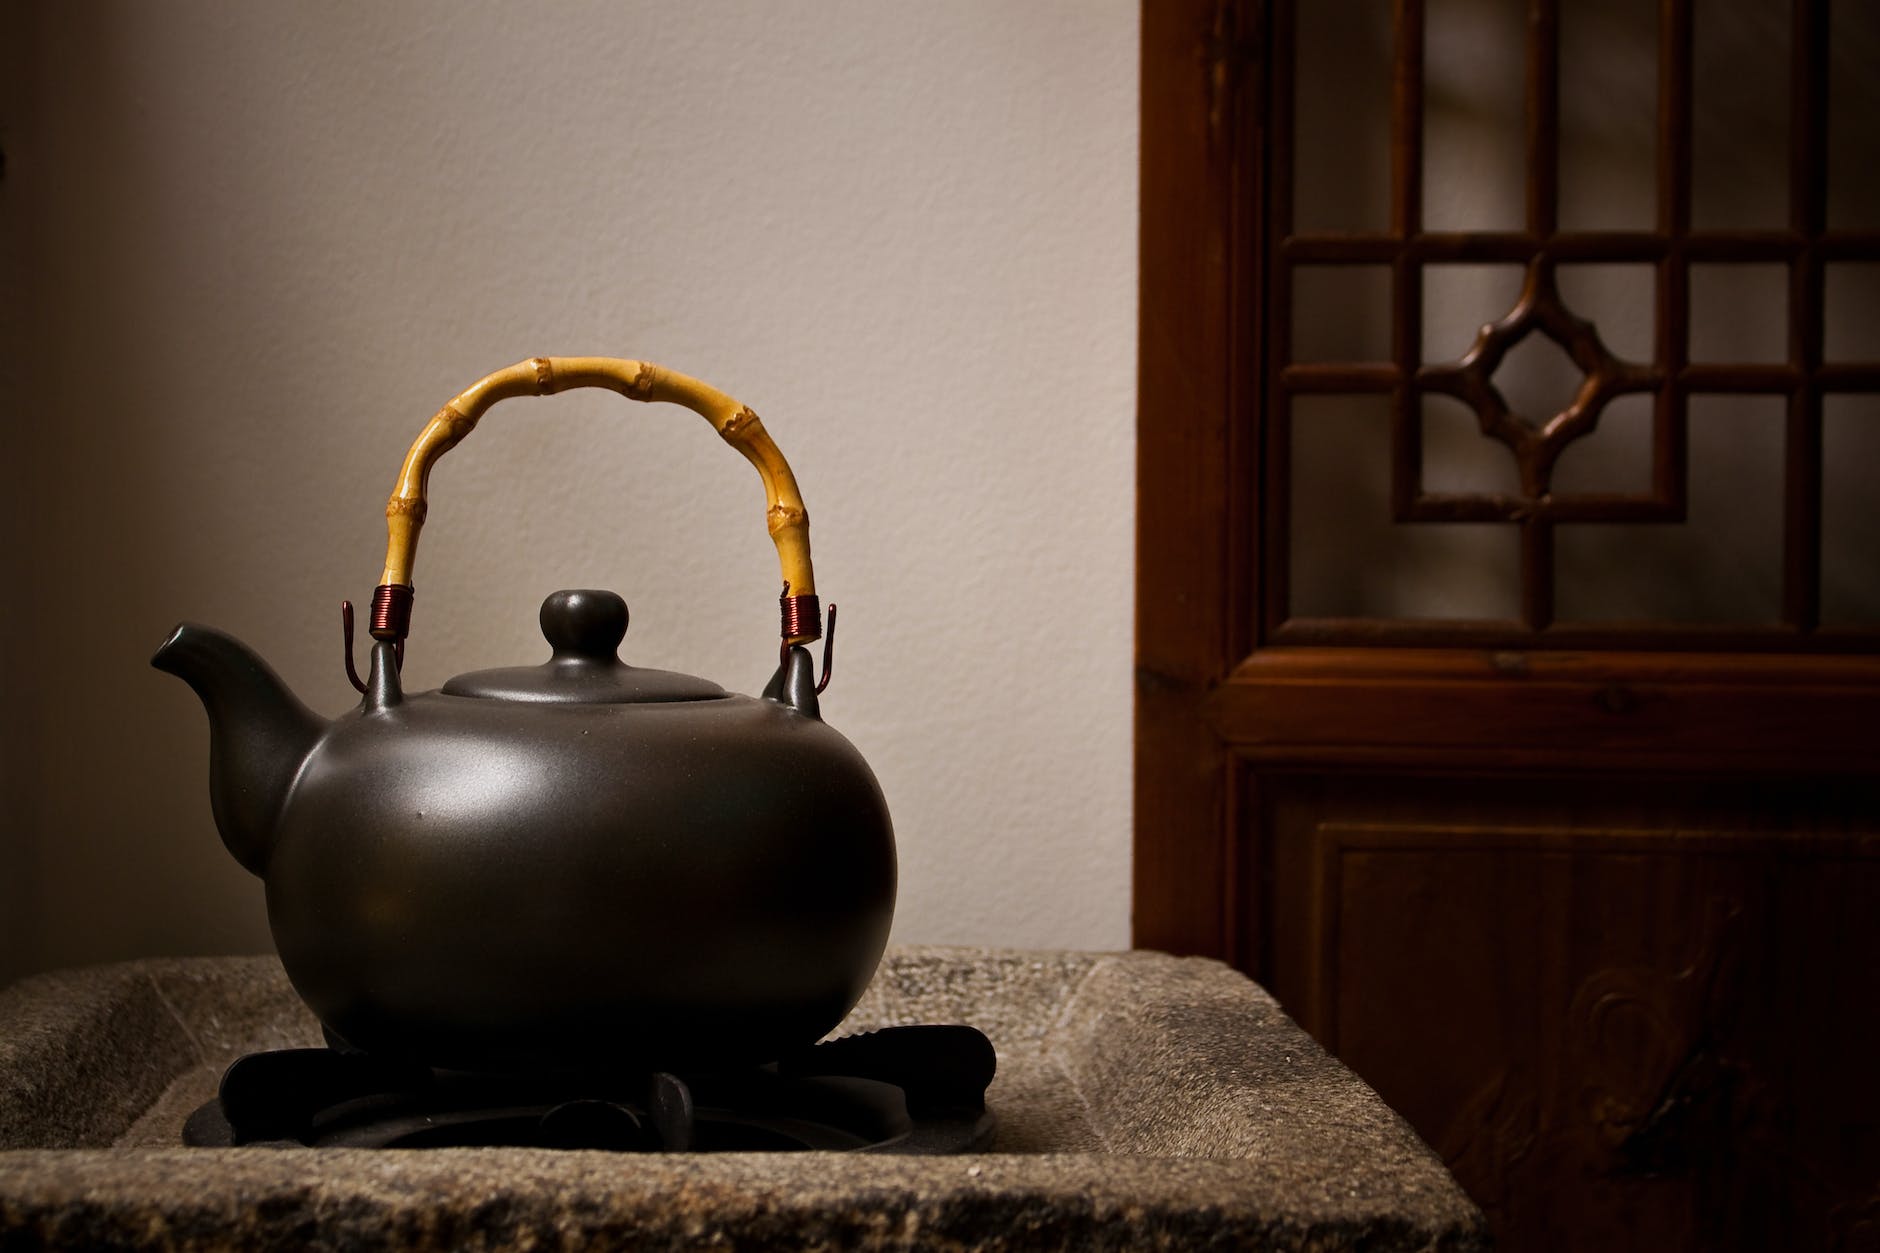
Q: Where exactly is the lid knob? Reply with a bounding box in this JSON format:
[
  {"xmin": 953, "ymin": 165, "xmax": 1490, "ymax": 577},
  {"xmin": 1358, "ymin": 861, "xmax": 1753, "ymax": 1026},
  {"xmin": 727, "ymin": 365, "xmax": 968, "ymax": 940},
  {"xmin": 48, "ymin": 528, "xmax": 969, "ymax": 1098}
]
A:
[{"xmin": 542, "ymin": 590, "xmax": 627, "ymax": 663}]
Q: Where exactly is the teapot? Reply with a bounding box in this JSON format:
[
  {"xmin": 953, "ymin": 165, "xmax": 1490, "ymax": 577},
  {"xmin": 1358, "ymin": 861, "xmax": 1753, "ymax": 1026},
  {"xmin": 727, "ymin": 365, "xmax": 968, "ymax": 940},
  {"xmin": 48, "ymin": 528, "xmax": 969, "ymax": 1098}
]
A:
[{"xmin": 153, "ymin": 357, "xmax": 895, "ymax": 1075}]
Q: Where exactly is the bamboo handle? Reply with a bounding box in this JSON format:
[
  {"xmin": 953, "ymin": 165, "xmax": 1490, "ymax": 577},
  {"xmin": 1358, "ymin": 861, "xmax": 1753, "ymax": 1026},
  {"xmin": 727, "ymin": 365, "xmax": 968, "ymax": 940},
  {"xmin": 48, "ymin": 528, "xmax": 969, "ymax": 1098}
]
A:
[{"xmin": 370, "ymin": 357, "xmax": 819, "ymax": 644}]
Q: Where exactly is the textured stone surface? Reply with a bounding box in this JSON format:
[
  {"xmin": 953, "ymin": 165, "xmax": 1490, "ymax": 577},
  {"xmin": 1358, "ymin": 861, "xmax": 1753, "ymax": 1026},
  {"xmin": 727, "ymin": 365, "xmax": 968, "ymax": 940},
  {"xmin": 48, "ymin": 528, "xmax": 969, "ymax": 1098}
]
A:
[
  {"xmin": 0, "ymin": 948, "xmax": 1487, "ymax": 1251},
  {"xmin": 0, "ymin": 965, "xmax": 197, "ymax": 1151}
]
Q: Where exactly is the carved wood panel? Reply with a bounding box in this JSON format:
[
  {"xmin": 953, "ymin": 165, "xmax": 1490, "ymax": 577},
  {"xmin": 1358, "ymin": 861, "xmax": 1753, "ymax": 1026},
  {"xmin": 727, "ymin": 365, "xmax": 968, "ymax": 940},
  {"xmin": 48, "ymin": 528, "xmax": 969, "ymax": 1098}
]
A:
[
  {"xmin": 1258, "ymin": 775, "xmax": 1880, "ymax": 1252},
  {"xmin": 1266, "ymin": 0, "xmax": 1880, "ymax": 646},
  {"xmin": 1136, "ymin": 2, "xmax": 1880, "ymax": 1248}
]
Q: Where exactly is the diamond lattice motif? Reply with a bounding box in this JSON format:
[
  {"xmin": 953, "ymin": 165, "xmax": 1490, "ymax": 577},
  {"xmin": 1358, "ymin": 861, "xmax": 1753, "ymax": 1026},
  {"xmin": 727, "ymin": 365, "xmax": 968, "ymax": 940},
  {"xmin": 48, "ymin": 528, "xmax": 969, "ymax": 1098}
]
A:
[
  {"xmin": 1419, "ymin": 260, "xmax": 1658, "ymax": 499},
  {"xmin": 1495, "ymin": 333, "xmax": 1590, "ymax": 431}
]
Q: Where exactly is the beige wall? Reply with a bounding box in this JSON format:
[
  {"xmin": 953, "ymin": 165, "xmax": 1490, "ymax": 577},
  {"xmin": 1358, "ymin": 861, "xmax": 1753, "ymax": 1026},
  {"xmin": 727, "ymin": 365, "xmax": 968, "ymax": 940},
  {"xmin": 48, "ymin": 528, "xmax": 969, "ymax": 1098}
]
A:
[{"xmin": 0, "ymin": 2, "xmax": 1139, "ymax": 986}]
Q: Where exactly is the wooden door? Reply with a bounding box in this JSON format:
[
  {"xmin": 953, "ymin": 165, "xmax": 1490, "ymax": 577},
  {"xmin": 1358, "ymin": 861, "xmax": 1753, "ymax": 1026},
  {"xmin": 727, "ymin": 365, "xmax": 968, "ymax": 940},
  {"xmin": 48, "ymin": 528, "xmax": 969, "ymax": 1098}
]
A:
[{"xmin": 1136, "ymin": 1, "xmax": 1880, "ymax": 1247}]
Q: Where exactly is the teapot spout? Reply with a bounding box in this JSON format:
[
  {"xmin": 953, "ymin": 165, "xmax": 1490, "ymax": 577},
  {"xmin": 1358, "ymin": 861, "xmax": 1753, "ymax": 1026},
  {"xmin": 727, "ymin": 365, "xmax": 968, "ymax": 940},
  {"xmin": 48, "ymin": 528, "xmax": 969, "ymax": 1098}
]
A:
[{"xmin": 152, "ymin": 624, "xmax": 325, "ymax": 876}]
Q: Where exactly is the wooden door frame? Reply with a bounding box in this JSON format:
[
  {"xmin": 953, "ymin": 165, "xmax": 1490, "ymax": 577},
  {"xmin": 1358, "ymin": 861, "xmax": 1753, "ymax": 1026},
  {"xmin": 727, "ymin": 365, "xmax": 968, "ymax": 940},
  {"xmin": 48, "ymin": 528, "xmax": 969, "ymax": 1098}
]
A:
[
  {"xmin": 1135, "ymin": 0, "xmax": 1253, "ymax": 959},
  {"xmin": 1132, "ymin": 0, "xmax": 1880, "ymax": 961}
]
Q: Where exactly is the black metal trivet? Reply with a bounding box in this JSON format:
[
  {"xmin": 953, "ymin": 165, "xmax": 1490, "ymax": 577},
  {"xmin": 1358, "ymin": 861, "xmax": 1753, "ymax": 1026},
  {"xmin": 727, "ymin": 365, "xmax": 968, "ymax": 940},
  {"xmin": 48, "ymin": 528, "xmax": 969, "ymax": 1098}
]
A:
[{"xmin": 183, "ymin": 1025, "xmax": 996, "ymax": 1154}]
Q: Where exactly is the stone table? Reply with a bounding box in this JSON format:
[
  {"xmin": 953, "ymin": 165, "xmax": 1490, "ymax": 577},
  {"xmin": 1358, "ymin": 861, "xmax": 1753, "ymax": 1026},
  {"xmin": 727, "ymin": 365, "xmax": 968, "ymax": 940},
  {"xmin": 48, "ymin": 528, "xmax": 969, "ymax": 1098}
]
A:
[{"xmin": 0, "ymin": 947, "xmax": 1487, "ymax": 1251}]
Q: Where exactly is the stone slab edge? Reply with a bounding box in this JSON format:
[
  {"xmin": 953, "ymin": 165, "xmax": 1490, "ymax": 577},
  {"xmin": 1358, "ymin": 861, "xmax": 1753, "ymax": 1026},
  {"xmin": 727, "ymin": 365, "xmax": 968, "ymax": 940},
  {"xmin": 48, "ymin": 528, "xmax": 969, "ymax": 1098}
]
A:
[{"xmin": 0, "ymin": 949, "xmax": 1488, "ymax": 1253}]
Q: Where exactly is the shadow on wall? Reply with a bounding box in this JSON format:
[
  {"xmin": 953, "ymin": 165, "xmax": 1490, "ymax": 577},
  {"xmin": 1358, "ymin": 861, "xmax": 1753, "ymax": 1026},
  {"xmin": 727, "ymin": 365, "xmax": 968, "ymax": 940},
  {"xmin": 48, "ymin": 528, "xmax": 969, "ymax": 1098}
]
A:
[{"xmin": 0, "ymin": 2, "xmax": 1141, "ymax": 988}]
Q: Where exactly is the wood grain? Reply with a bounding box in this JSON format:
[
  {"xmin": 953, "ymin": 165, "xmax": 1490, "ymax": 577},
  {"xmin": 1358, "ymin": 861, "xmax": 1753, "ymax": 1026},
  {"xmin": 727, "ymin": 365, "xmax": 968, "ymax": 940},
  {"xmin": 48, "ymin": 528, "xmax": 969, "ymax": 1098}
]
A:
[{"xmin": 1135, "ymin": 0, "xmax": 1880, "ymax": 1247}]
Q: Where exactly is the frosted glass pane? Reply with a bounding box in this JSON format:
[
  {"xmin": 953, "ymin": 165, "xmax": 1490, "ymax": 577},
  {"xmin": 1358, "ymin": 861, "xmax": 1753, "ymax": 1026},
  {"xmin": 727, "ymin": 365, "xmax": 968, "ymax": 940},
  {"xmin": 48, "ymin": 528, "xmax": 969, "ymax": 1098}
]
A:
[
  {"xmin": 1828, "ymin": 0, "xmax": 1880, "ymax": 228},
  {"xmin": 1556, "ymin": 396, "xmax": 1782, "ymax": 623},
  {"xmin": 1423, "ymin": 264, "xmax": 1524, "ymax": 363},
  {"xmin": 1690, "ymin": 265, "xmax": 1788, "ymax": 364},
  {"xmin": 1424, "ymin": 0, "xmax": 1526, "ymax": 230},
  {"xmin": 1497, "ymin": 333, "xmax": 1588, "ymax": 429},
  {"xmin": 1295, "ymin": 0, "xmax": 1393, "ymax": 231},
  {"xmin": 1293, "ymin": 266, "xmax": 1393, "ymax": 363},
  {"xmin": 1422, "ymin": 393, "xmax": 1520, "ymax": 495},
  {"xmin": 1824, "ymin": 264, "xmax": 1880, "ymax": 364},
  {"xmin": 1552, "ymin": 394, "xmax": 1654, "ymax": 496},
  {"xmin": 1556, "ymin": 264, "xmax": 1655, "ymax": 364},
  {"xmin": 1560, "ymin": 0, "xmax": 1658, "ymax": 230},
  {"xmin": 1823, "ymin": 395, "xmax": 1880, "ymax": 624},
  {"xmin": 1692, "ymin": 0, "xmax": 1790, "ymax": 230},
  {"xmin": 1291, "ymin": 395, "xmax": 1521, "ymax": 620}
]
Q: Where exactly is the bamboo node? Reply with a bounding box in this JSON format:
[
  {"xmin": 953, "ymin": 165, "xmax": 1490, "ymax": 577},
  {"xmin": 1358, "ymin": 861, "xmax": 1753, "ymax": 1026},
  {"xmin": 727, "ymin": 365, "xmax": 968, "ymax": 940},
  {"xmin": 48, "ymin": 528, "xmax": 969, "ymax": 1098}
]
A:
[
  {"xmin": 385, "ymin": 498, "xmax": 428, "ymax": 521},
  {"xmin": 720, "ymin": 405, "xmax": 761, "ymax": 441},
  {"xmin": 531, "ymin": 357, "xmax": 556, "ymax": 392},
  {"xmin": 624, "ymin": 362, "xmax": 657, "ymax": 401},
  {"xmin": 766, "ymin": 503, "xmax": 807, "ymax": 535},
  {"xmin": 437, "ymin": 408, "xmax": 478, "ymax": 441}
]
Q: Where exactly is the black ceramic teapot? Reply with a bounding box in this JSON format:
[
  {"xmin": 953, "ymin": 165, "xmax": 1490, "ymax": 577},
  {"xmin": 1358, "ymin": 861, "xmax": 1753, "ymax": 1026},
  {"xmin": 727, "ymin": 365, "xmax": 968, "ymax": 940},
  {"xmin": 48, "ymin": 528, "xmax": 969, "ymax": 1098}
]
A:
[{"xmin": 153, "ymin": 357, "xmax": 894, "ymax": 1075}]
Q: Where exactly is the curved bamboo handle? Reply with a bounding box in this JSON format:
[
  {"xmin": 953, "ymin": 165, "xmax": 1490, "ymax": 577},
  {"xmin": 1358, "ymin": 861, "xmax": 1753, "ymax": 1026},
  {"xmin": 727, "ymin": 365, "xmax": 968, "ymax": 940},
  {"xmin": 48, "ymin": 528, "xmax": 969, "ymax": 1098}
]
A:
[{"xmin": 369, "ymin": 357, "xmax": 819, "ymax": 645}]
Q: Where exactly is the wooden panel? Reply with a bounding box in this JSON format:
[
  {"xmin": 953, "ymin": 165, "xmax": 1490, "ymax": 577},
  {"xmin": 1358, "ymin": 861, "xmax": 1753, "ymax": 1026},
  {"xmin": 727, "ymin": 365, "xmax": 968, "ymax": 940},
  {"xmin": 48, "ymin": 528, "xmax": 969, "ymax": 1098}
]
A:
[
  {"xmin": 1137, "ymin": 2, "xmax": 1880, "ymax": 1248},
  {"xmin": 1257, "ymin": 0, "xmax": 1880, "ymax": 644},
  {"xmin": 1258, "ymin": 775, "xmax": 1880, "ymax": 1253},
  {"xmin": 1210, "ymin": 648, "xmax": 1880, "ymax": 772},
  {"xmin": 1134, "ymin": 0, "xmax": 1261, "ymax": 957}
]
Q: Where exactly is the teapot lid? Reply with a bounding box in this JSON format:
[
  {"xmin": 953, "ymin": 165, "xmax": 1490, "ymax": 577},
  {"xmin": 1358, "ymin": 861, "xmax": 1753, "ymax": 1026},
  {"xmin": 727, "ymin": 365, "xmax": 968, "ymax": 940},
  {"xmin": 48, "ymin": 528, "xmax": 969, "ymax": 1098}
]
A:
[{"xmin": 441, "ymin": 590, "xmax": 727, "ymax": 704}]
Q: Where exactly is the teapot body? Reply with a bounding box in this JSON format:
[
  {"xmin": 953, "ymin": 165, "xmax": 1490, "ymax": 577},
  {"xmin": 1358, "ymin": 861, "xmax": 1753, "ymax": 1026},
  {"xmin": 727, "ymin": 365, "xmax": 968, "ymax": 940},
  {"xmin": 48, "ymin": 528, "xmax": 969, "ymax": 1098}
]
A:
[
  {"xmin": 153, "ymin": 358, "xmax": 889, "ymax": 1074},
  {"xmin": 264, "ymin": 689, "xmax": 895, "ymax": 1073}
]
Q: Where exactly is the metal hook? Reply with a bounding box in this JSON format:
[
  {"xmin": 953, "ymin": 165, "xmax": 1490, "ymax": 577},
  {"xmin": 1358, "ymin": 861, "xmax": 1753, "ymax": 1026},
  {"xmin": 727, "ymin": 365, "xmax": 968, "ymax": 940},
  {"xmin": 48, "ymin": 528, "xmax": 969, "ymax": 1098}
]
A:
[
  {"xmin": 775, "ymin": 601, "xmax": 837, "ymax": 695},
  {"xmin": 342, "ymin": 600, "xmax": 402, "ymax": 695},
  {"xmin": 815, "ymin": 603, "xmax": 836, "ymax": 694},
  {"xmin": 342, "ymin": 601, "xmax": 366, "ymax": 694}
]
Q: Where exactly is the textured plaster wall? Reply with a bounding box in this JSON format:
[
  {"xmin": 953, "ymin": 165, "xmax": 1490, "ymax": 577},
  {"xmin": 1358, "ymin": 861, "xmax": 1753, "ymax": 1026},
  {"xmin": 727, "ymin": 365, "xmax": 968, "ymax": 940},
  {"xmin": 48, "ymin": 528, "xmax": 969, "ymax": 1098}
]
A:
[{"xmin": 0, "ymin": 2, "xmax": 1139, "ymax": 987}]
